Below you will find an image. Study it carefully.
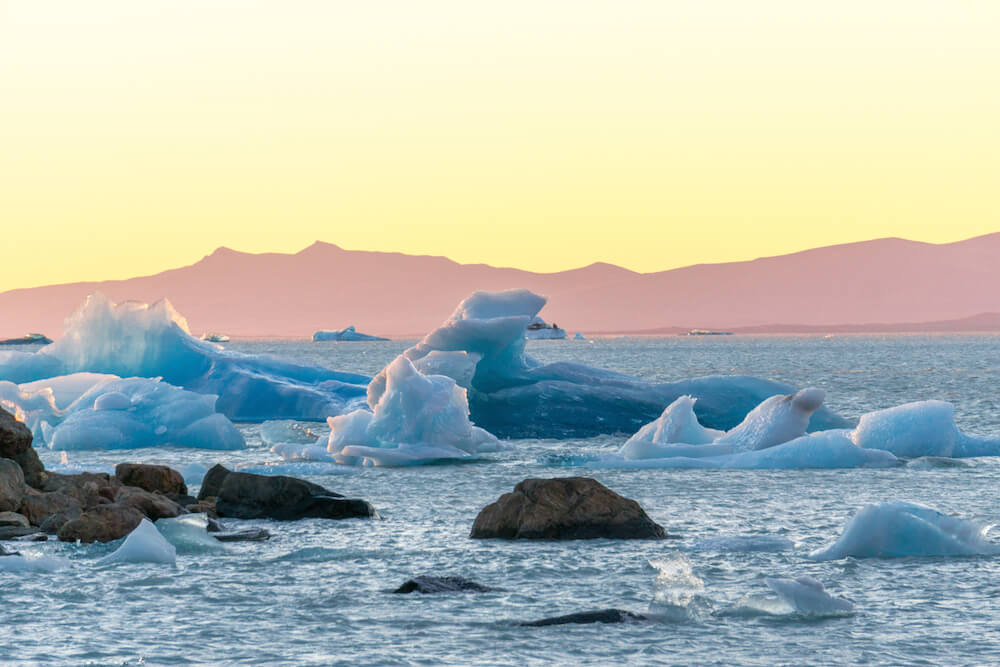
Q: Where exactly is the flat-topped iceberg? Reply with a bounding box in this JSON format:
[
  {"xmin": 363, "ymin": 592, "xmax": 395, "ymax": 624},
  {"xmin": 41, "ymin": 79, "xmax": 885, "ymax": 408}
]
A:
[
  {"xmin": 525, "ymin": 316, "xmax": 567, "ymax": 340},
  {"xmin": 810, "ymin": 501, "xmax": 1000, "ymax": 560},
  {"xmin": 0, "ymin": 294, "xmax": 370, "ymax": 422},
  {"xmin": 369, "ymin": 289, "xmax": 848, "ymax": 439},
  {"xmin": 313, "ymin": 326, "xmax": 389, "ymax": 342},
  {"xmin": 1, "ymin": 374, "xmax": 245, "ymax": 450},
  {"xmin": 326, "ymin": 356, "xmax": 506, "ymax": 466}
]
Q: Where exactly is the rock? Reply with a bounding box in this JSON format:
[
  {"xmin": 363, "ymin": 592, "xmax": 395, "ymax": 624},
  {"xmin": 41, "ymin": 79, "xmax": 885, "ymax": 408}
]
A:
[
  {"xmin": 196, "ymin": 464, "xmax": 232, "ymax": 500},
  {"xmin": 0, "ymin": 458, "xmax": 26, "ymax": 513},
  {"xmin": 114, "ymin": 486, "xmax": 185, "ymax": 521},
  {"xmin": 57, "ymin": 504, "xmax": 144, "ymax": 543},
  {"xmin": 205, "ymin": 465, "xmax": 376, "ymax": 521},
  {"xmin": 0, "ymin": 511, "xmax": 29, "ymax": 528},
  {"xmin": 18, "ymin": 491, "xmax": 82, "ymax": 532},
  {"xmin": 212, "ymin": 528, "xmax": 271, "ymax": 542},
  {"xmin": 39, "ymin": 472, "xmax": 122, "ymax": 511},
  {"xmin": 470, "ymin": 477, "xmax": 667, "ymax": 540},
  {"xmin": 0, "ymin": 408, "xmax": 44, "ymax": 488},
  {"xmin": 13, "ymin": 533, "xmax": 48, "ymax": 542},
  {"xmin": 205, "ymin": 517, "xmax": 225, "ymax": 532},
  {"xmin": 167, "ymin": 493, "xmax": 198, "ymax": 507},
  {"xmin": 520, "ymin": 609, "xmax": 647, "ymax": 627},
  {"xmin": 393, "ymin": 576, "xmax": 498, "ymax": 594},
  {"xmin": 115, "ymin": 463, "xmax": 188, "ymax": 496},
  {"xmin": 187, "ymin": 499, "xmax": 218, "ymax": 518},
  {"xmin": 0, "ymin": 525, "xmax": 38, "ymax": 540}
]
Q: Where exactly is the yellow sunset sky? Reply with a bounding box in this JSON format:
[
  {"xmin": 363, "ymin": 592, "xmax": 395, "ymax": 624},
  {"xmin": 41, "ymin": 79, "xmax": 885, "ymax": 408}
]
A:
[{"xmin": 1, "ymin": 1, "xmax": 998, "ymax": 291}]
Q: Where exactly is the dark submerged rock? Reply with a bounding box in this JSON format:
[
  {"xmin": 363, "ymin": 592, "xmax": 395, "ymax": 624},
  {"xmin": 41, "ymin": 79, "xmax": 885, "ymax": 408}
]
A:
[
  {"xmin": 196, "ymin": 464, "xmax": 232, "ymax": 500},
  {"xmin": 212, "ymin": 527, "xmax": 271, "ymax": 542},
  {"xmin": 115, "ymin": 463, "xmax": 188, "ymax": 496},
  {"xmin": 470, "ymin": 477, "xmax": 666, "ymax": 540},
  {"xmin": 520, "ymin": 609, "xmax": 647, "ymax": 627},
  {"xmin": 203, "ymin": 465, "xmax": 375, "ymax": 521},
  {"xmin": 393, "ymin": 576, "xmax": 498, "ymax": 594},
  {"xmin": 0, "ymin": 408, "xmax": 44, "ymax": 488},
  {"xmin": 0, "ymin": 525, "xmax": 38, "ymax": 540}
]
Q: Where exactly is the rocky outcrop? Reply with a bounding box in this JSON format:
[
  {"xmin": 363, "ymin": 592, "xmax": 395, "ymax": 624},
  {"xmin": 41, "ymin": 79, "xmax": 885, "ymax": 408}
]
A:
[
  {"xmin": 0, "ymin": 408, "xmax": 43, "ymax": 487},
  {"xmin": 18, "ymin": 491, "xmax": 82, "ymax": 533},
  {"xmin": 115, "ymin": 463, "xmax": 187, "ymax": 496},
  {"xmin": 393, "ymin": 576, "xmax": 498, "ymax": 594},
  {"xmin": 57, "ymin": 504, "xmax": 144, "ymax": 543},
  {"xmin": 520, "ymin": 609, "xmax": 647, "ymax": 627},
  {"xmin": 38, "ymin": 472, "xmax": 121, "ymax": 510},
  {"xmin": 0, "ymin": 458, "xmax": 26, "ymax": 513},
  {"xmin": 200, "ymin": 464, "xmax": 376, "ymax": 521},
  {"xmin": 0, "ymin": 511, "xmax": 30, "ymax": 528},
  {"xmin": 114, "ymin": 486, "xmax": 185, "ymax": 521},
  {"xmin": 470, "ymin": 477, "xmax": 666, "ymax": 540}
]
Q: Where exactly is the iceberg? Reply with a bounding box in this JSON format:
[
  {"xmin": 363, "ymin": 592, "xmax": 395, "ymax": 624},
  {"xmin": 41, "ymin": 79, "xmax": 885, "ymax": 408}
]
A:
[
  {"xmin": 809, "ymin": 501, "xmax": 1000, "ymax": 560},
  {"xmin": 313, "ymin": 326, "xmax": 389, "ymax": 342},
  {"xmin": 155, "ymin": 514, "xmax": 225, "ymax": 553},
  {"xmin": 3, "ymin": 375, "xmax": 245, "ymax": 450},
  {"xmin": 327, "ymin": 356, "xmax": 506, "ymax": 466},
  {"xmin": 370, "ymin": 289, "xmax": 849, "ymax": 439},
  {"xmin": 0, "ymin": 294, "xmax": 370, "ymax": 421},
  {"xmin": 96, "ymin": 518, "xmax": 177, "ymax": 566}
]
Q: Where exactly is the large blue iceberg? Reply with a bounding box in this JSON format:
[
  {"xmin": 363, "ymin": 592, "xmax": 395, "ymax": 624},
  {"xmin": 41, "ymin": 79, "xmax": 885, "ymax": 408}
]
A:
[
  {"xmin": 371, "ymin": 289, "xmax": 849, "ymax": 439},
  {"xmin": 0, "ymin": 294, "xmax": 370, "ymax": 422}
]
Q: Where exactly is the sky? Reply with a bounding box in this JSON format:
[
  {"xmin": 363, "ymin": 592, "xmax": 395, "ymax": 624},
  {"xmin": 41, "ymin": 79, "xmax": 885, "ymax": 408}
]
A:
[{"xmin": 1, "ymin": 1, "xmax": 998, "ymax": 291}]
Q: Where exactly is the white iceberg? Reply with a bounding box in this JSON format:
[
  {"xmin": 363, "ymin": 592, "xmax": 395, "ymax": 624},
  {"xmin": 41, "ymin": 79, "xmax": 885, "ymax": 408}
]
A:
[
  {"xmin": 809, "ymin": 501, "xmax": 1000, "ymax": 560},
  {"xmin": 524, "ymin": 316, "xmax": 567, "ymax": 340},
  {"xmin": 155, "ymin": 514, "xmax": 225, "ymax": 553},
  {"xmin": 97, "ymin": 518, "xmax": 177, "ymax": 566},
  {"xmin": 0, "ymin": 294, "xmax": 370, "ymax": 422},
  {"xmin": 312, "ymin": 326, "xmax": 388, "ymax": 342},
  {"xmin": 368, "ymin": 289, "xmax": 849, "ymax": 439},
  {"xmin": 3, "ymin": 375, "xmax": 245, "ymax": 451},
  {"xmin": 326, "ymin": 356, "xmax": 505, "ymax": 466}
]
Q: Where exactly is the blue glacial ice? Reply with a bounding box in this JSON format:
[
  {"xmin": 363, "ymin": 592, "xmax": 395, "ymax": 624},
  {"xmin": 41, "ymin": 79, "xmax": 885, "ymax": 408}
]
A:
[
  {"xmin": 809, "ymin": 501, "xmax": 1000, "ymax": 560},
  {"xmin": 96, "ymin": 519, "xmax": 178, "ymax": 566},
  {"xmin": 0, "ymin": 293, "xmax": 370, "ymax": 422},
  {"xmin": 324, "ymin": 356, "xmax": 507, "ymax": 466},
  {"xmin": 2, "ymin": 375, "xmax": 245, "ymax": 451},
  {"xmin": 370, "ymin": 289, "xmax": 849, "ymax": 439},
  {"xmin": 313, "ymin": 326, "xmax": 389, "ymax": 342},
  {"xmin": 155, "ymin": 514, "xmax": 226, "ymax": 553}
]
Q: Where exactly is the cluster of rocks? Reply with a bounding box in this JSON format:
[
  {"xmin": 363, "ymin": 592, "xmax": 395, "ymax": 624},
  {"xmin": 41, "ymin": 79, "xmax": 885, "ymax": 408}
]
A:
[{"xmin": 0, "ymin": 407, "xmax": 375, "ymax": 545}]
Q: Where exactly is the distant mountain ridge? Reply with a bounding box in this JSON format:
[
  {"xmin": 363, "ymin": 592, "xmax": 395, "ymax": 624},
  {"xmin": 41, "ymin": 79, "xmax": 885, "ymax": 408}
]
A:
[{"xmin": 2, "ymin": 234, "xmax": 1000, "ymax": 338}]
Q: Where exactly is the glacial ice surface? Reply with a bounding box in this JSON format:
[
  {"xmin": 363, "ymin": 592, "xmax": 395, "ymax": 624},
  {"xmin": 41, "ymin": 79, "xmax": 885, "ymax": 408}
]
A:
[
  {"xmin": 97, "ymin": 519, "xmax": 177, "ymax": 566},
  {"xmin": 313, "ymin": 326, "xmax": 389, "ymax": 342},
  {"xmin": 371, "ymin": 289, "xmax": 849, "ymax": 439},
  {"xmin": 0, "ymin": 294, "xmax": 370, "ymax": 421},
  {"xmin": 809, "ymin": 501, "xmax": 1000, "ymax": 560}
]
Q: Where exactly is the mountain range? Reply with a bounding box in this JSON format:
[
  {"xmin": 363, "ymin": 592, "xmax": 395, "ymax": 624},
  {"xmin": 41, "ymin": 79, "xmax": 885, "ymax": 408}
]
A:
[{"xmin": 3, "ymin": 234, "xmax": 1000, "ymax": 338}]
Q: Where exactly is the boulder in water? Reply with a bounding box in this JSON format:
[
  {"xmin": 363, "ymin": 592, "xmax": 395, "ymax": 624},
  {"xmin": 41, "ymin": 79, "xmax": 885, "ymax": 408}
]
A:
[
  {"xmin": 0, "ymin": 408, "xmax": 43, "ymax": 488},
  {"xmin": 393, "ymin": 576, "xmax": 498, "ymax": 594},
  {"xmin": 0, "ymin": 458, "xmax": 26, "ymax": 513},
  {"xmin": 520, "ymin": 609, "xmax": 647, "ymax": 626},
  {"xmin": 57, "ymin": 503, "xmax": 144, "ymax": 543},
  {"xmin": 115, "ymin": 463, "xmax": 188, "ymax": 496},
  {"xmin": 18, "ymin": 491, "xmax": 82, "ymax": 533},
  {"xmin": 470, "ymin": 477, "xmax": 666, "ymax": 540}
]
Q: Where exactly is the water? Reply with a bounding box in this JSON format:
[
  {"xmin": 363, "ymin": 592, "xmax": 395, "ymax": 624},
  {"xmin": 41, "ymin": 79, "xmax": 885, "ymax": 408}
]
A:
[{"xmin": 5, "ymin": 335, "xmax": 1000, "ymax": 665}]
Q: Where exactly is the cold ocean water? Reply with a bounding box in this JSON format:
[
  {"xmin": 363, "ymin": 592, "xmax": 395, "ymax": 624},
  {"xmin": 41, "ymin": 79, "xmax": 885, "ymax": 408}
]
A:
[{"xmin": 4, "ymin": 335, "xmax": 1000, "ymax": 666}]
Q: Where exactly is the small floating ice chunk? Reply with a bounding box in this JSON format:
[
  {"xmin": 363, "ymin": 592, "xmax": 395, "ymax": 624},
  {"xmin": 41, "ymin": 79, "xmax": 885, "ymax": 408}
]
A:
[
  {"xmin": 809, "ymin": 501, "xmax": 1000, "ymax": 560},
  {"xmin": 689, "ymin": 535, "xmax": 794, "ymax": 553},
  {"xmin": 259, "ymin": 420, "xmax": 320, "ymax": 446},
  {"xmin": 97, "ymin": 519, "xmax": 177, "ymax": 566},
  {"xmin": 620, "ymin": 396, "xmax": 724, "ymax": 459},
  {"xmin": 852, "ymin": 401, "xmax": 958, "ymax": 458},
  {"xmin": 0, "ymin": 554, "xmax": 72, "ymax": 573},
  {"xmin": 763, "ymin": 577, "xmax": 854, "ymax": 616},
  {"xmin": 155, "ymin": 514, "xmax": 224, "ymax": 553}
]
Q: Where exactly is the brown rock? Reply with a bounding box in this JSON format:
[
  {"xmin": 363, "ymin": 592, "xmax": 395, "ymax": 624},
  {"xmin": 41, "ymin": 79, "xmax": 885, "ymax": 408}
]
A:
[
  {"xmin": 186, "ymin": 498, "xmax": 218, "ymax": 518},
  {"xmin": 18, "ymin": 491, "xmax": 83, "ymax": 533},
  {"xmin": 0, "ymin": 408, "xmax": 44, "ymax": 488},
  {"xmin": 196, "ymin": 464, "xmax": 232, "ymax": 500},
  {"xmin": 115, "ymin": 463, "xmax": 187, "ymax": 496},
  {"xmin": 114, "ymin": 486, "xmax": 185, "ymax": 521},
  {"xmin": 57, "ymin": 504, "xmax": 144, "ymax": 543},
  {"xmin": 470, "ymin": 477, "xmax": 667, "ymax": 540},
  {"xmin": 40, "ymin": 472, "xmax": 122, "ymax": 511},
  {"xmin": 0, "ymin": 458, "xmax": 26, "ymax": 513}
]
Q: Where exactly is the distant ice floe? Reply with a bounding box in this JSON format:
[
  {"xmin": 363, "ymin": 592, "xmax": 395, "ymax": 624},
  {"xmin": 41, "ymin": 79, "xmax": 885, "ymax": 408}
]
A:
[
  {"xmin": 97, "ymin": 519, "xmax": 177, "ymax": 566},
  {"xmin": 360, "ymin": 289, "xmax": 849, "ymax": 439},
  {"xmin": 722, "ymin": 577, "xmax": 854, "ymax": 618},
  {"xmin": 524, "ymin": 316, "xmax": 567, "ymax": 340},
  {"xmin": 809, "ymin": 501, "xmax": 1000, "ymax": 560},
  {"xmin": 575, "ymin": 388, "xmax": 1000, "ymax": 470},
  {"xmin": 0, "ymin": 294, "xmax": 370, "ymax": 422},
  {"xmin": 1, "ymin": 374, "xmax": 245, "ymax": 451},
  {"xmin": 312, "ymin": 326, "xmax": 388, "ymax": 342}
]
